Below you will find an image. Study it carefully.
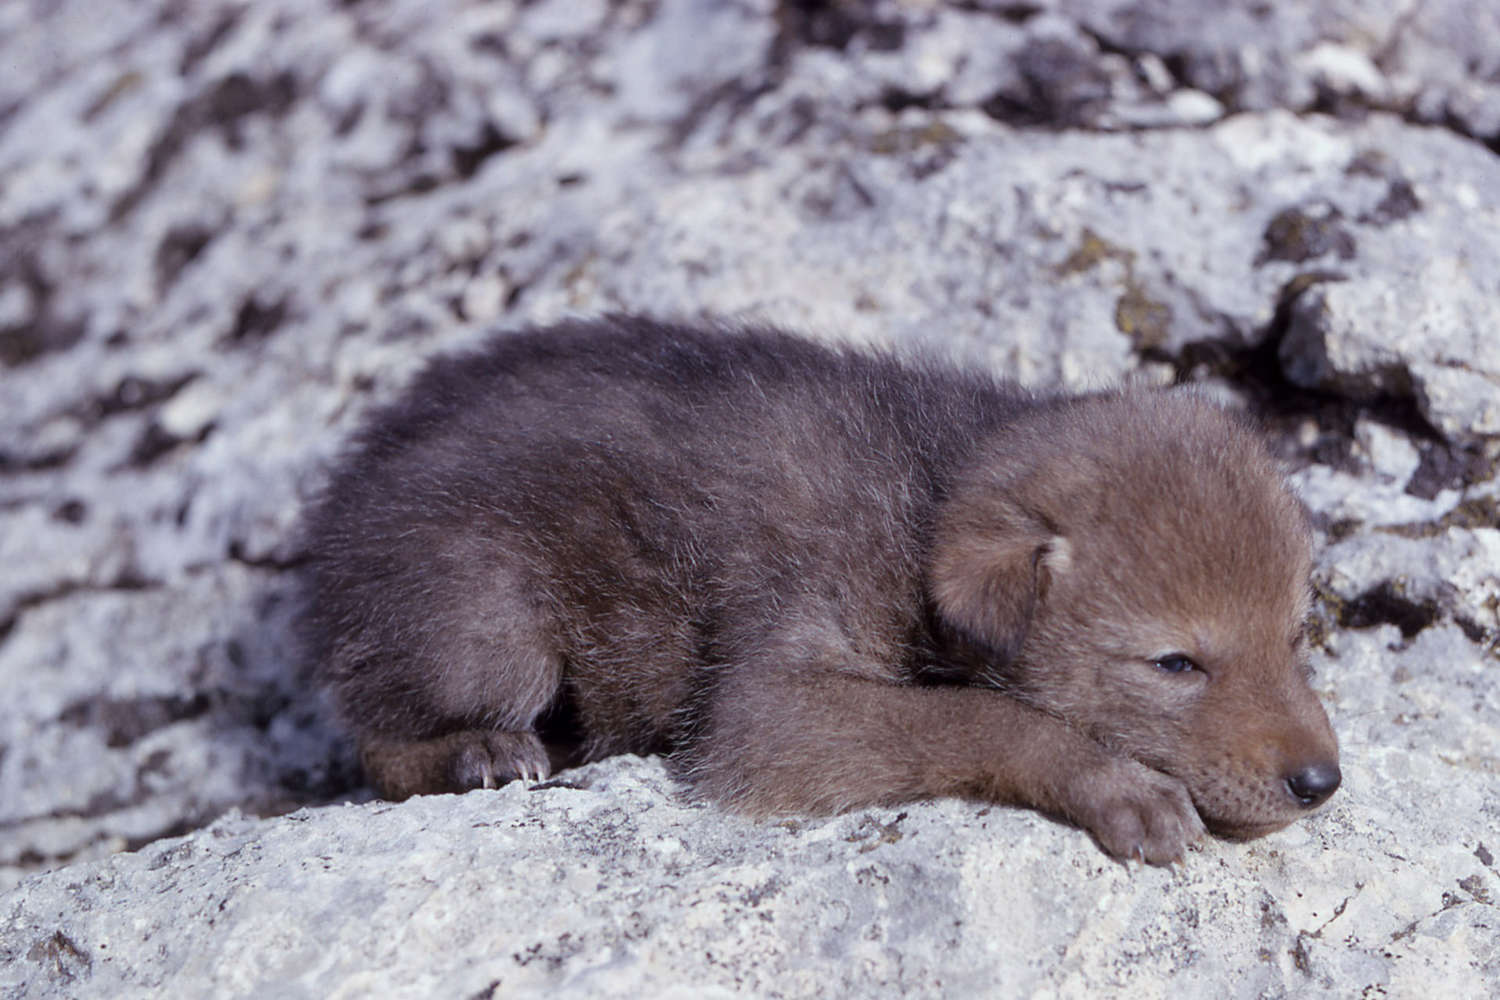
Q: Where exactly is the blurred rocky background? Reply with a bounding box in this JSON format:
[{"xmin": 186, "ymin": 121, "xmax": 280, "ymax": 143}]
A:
[{"xmin": 1, "ymin": 0, "xmax": 1497, "ymax": 995}]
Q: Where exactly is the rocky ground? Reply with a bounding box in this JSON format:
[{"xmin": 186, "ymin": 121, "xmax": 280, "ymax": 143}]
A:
[{"xmin": 2, "ymin": 0, "xmax": 1498, "ymax": 996}]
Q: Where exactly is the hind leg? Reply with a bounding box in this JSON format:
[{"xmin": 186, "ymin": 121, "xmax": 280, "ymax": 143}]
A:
[
  {"xmin": 360, "ymin": 729, "xmax": 554, "ymax": 800},
  {"xmin": 319, "ymin": 552, "xmax": 570, "ymax": 800}
]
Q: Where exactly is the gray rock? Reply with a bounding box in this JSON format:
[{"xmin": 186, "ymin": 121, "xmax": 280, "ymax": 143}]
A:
[
  {"xmin": 3, "ymin": 746, "xmax": 1497, "ymax": 999},
  {"xmin": 2, "ymin": 0, "xmax": 1498, "ymax": 994}
]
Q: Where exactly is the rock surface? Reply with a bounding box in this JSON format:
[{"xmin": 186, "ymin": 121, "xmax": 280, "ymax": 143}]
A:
[{"xmin": 2, "ymin": 0, "xmax": 1497, "ymax": 996}]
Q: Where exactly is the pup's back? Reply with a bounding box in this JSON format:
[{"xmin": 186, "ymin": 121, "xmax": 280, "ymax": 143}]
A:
[{"xmin": 305, "ymin": 318, "xmax": 1022, "ymax": 750}]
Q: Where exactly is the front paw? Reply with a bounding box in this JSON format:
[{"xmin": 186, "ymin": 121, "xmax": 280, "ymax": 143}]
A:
[{"xmin": 1062, "ymin": 756, "xmax": 1206, "ymax": 865}]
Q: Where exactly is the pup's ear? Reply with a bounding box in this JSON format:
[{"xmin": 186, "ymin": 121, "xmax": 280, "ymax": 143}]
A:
[{"xmin": 928, "ymin": 507, "xmax": 1069, "ymax": 666}]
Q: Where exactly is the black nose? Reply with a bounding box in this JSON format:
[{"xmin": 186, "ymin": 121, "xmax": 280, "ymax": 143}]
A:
[{"xmin": 1285, "ymin": 762, "xmax": 1341, "ymax": 807}]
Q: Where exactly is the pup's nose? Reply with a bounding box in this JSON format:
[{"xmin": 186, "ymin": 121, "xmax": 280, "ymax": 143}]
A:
[{"xmin": 1285, "ymin": 761, "xmax": 1341, "ymax": 807}]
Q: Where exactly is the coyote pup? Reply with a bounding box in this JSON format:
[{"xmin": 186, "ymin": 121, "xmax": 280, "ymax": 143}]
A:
[{"xmin": 302, "ymin": 317, "xmax": 1339, "ymax": 864}]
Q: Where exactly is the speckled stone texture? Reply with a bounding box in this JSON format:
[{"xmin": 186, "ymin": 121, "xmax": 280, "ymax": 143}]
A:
[{"xmin": 1, "ymin": 1, "xmax": 1497, "ymax": 996}]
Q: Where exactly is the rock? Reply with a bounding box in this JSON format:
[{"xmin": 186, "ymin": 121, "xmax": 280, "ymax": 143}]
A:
[
  {"xmin": 1268, "ymin": 119, "xmax": 1500, "ymax": 441},
  {"xmin": 1354, "ymin": 418, "xmax": 1422, "ymax": 485},
  {"xmin": 1298, "ymin": 43, "xmax": 1390, "ymax": 103},
  {"xmin": 1, "ymin": 0, "xmax": 1498, "ymax": 995},
  {"xmin": 2, "ymin": 748, "xmax": 1497, "ymax": 999}
]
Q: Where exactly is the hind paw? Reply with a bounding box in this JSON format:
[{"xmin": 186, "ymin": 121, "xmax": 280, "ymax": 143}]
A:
[
  {"xmin": 450, "ymin": 731, "xmax": 552, "ymax": 790},
  {"xmin": 359, "ymin": 729, "xmax": 551, "ymax": 800}
]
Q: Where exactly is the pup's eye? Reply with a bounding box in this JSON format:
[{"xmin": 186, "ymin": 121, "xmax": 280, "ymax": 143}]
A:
[{"xmin": 1153, "ymin": 654, "xmax": 1198, "ymax": 674}]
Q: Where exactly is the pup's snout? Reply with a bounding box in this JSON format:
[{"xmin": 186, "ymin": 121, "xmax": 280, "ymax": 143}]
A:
[{"xmin": 1285, "ymin": 761, "xmax": 1341, "ymax": 808}]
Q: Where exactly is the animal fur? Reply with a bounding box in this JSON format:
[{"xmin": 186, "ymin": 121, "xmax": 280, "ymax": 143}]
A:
[{"xmin": 300, "ymin": 316, "xmax": 1340, "ymax": 864}]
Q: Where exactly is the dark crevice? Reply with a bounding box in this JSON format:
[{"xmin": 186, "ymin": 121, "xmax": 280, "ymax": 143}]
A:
[
  {"xmin": 332, "ymin": 99, "xmax": 366, "ymax": 136},
  {"xmin": 363, "ymin": 173, "xmax": 442, "ymax": 206},
  {"xmin": 469, "ymin": 31, "xmax": 509, "ymax": 58},
  {"xmin": 155, "ymin": 225, "xmax": 217, "ymax": 293},
  {"xmin": 59, "ymin": 692, "xmax": 214, "ymax": 749},
  {"xmin": 1357, "ymin": 178, "xmax": 1422, "ymax": 227},
  {"xmin": 879, "ymin": 87, "xmax": 940, "ymax": 113},
  {"xmin": 111, "ymin": 70, "xmax": 298, "ymax": 222},
  {"xmin": 1159, "ymin": 51, "xmax": 1199, "ymax": 95},
  {"xmin": 1074, "ymin": 24, "xmax": 1140, "ymax": 61},
  {"xmin": 126, "ymin": 418, "xmax": 216, "ymax": 467},
  {"xmin": 272, "ymin": 756, "xmax": 365, "ymax": 801},
  {"xmin": 0, "ymin": 97, "xmax": 21, "ymax": 136},
  {"xmin": 226, "ymin": 538, "xmax": 310, "ymax": 571},
  {"xmin": 1336, "ymin": 582, "xmax": 1440, "ymax": 639},
  {"xmin": 1454, "ymin": 615, "xmax": 1491, "ymax": 646},
  {"xmin": 1256, "ymin": 204, "xmax": 1357, "ymax": 265},
  {"xmin": 663, "ymin": 77, "xmax": 778, "ymax": 153},
  {"xmin": 956, "ymin": 1, "xmax": 1044, "ymax": 24},
  {"xmin": 1407, "ymin": 441, "xmax": 1500, "ymax": 501},
  {"xmin": 0, "ymin": 225, "xmax": 86, "ymax": 368},
  {"xmin": 0, "ymin": 444, "xmax": 79, "ymax": 475},
  {"xmin": 980, "ymin": 37, "xmax": 1112, "ymax": 129},
  {"xmin": 54, "ymin": 680, "xmax": 308, "ymax": 748},
  {"xmin": 225, "ymin": 294, "xmax": 288, "ymax": 343},
  {"xmin": 1307, "ymin": 83, "xmax": 1378, "ymax": 122},
  {"xmin": 179, "ymin": 8, "xmax": 246, "ymax": 76},
  {"xmin": 52, "ymin": 499, "xmax": 88, "ymax": 524},
  {"xmin": 450, "ymin": 121, "xmax": 517, "ymax": 179},
  {"xmin": 1432, "ymin": 105, "xmax": 1500, "ymax": 160},
  {"xmin": 85, "ymin": 371, "xmax": 200, "ymax": 423},
  {"xmin": 123, "ymin": 816, "xmax": 207, "ymax": 854},
  {"xmin": 775, "ymin": 0, "xmax": 906, "ymax": 53},
  {"xmin": 1144, "ymin": 273, "xmax": 1460, "ymax": 484},
  {"xmin": 0, "ymin": 573, "xmax": 162, "ymax": 647}
]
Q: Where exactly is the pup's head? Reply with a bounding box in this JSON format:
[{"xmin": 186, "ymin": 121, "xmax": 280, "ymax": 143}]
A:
[{"xmin": 930, "ymin": 389, "xmax": 1339, "ymax": 838}]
